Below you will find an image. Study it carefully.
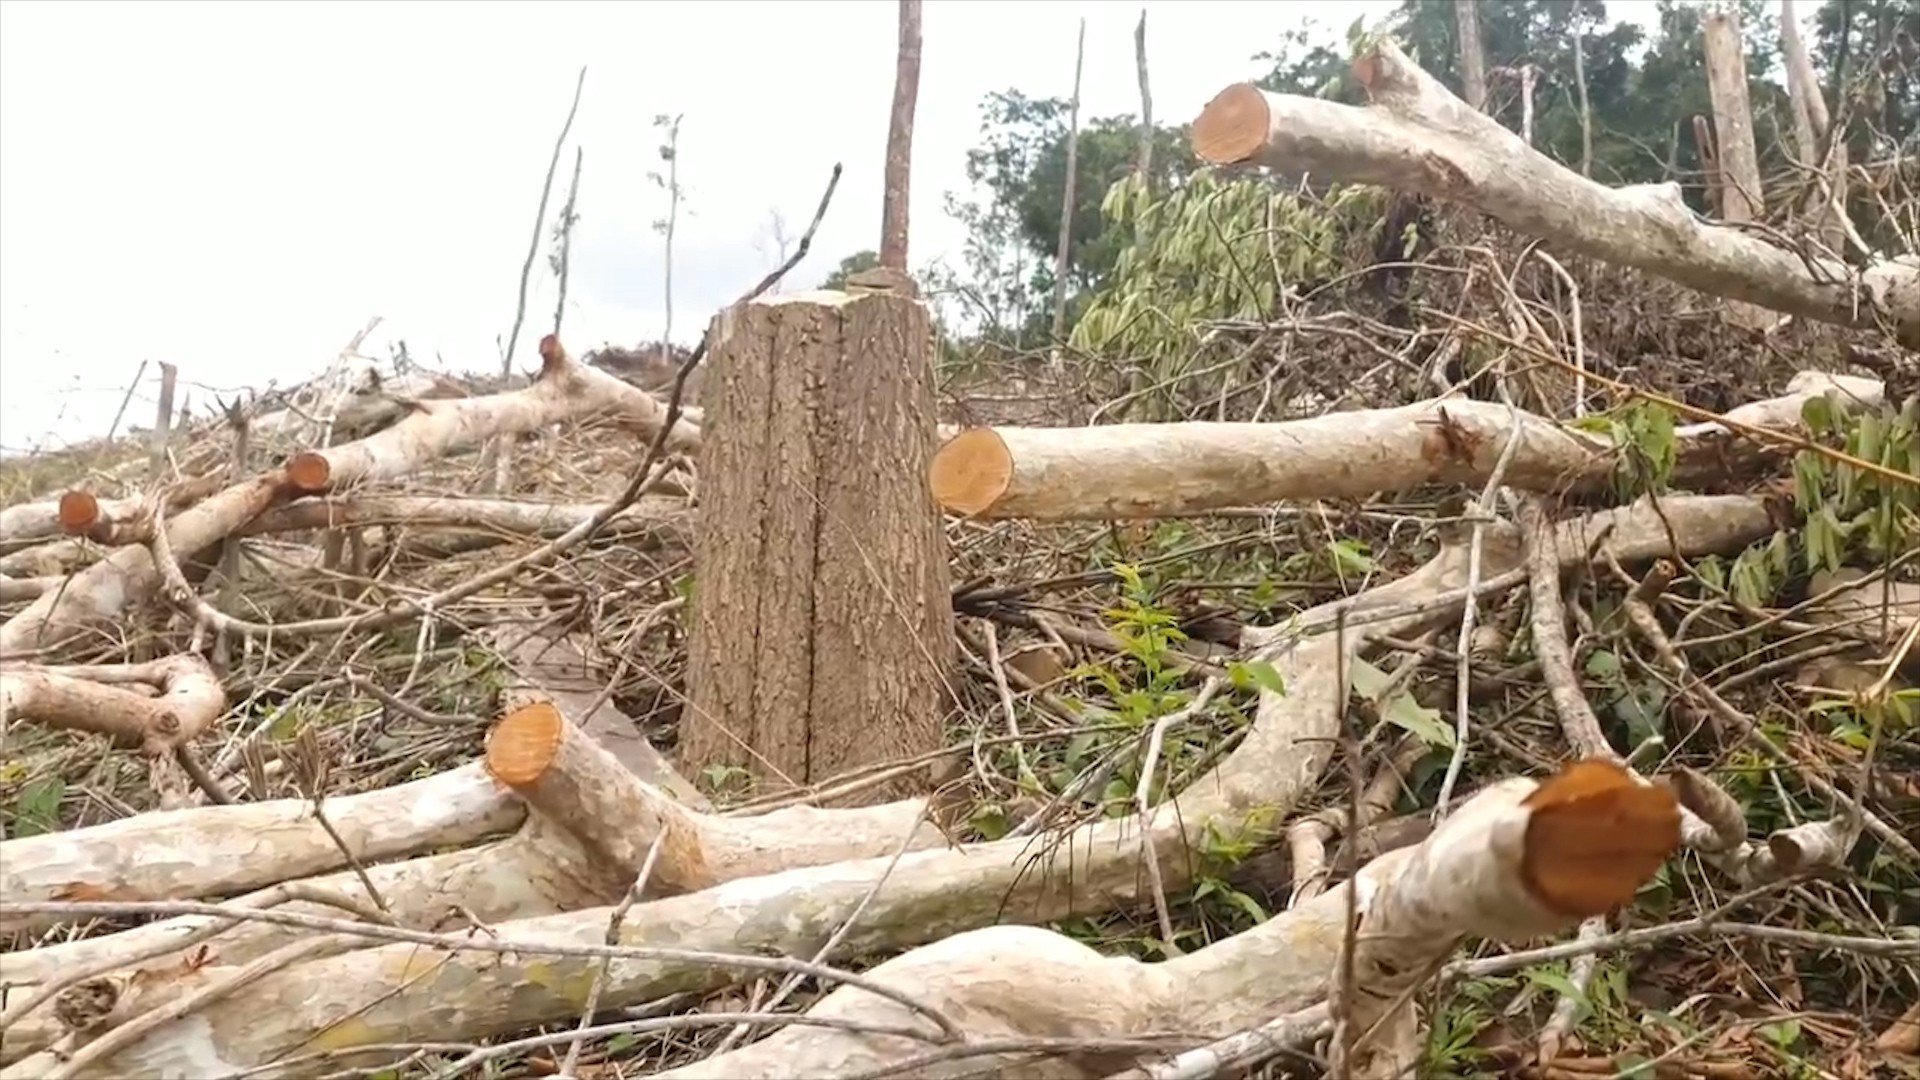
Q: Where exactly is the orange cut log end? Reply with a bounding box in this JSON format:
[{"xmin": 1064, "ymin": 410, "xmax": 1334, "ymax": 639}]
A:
[
  {"xmin": 486, "ymin": 700, "xmax": 566, "ymax": 788},
  {"xmin": 927, "ymin": 428, "xmax": 1015, "ymax": 517},
  {"xmin": 286, "ymin": 453, "xmax": 332, "ymax": 493},
  {"xmin": 1520, "ymin": 759, "xmax": 1681, "ymax": 918},
  {"xmin": 1192, "ymin": 83, "xmax": 1272, "ymax": 165},
  {"xmin": 57, "ymin": 490, "xmax": 101, "ymax": 535}
]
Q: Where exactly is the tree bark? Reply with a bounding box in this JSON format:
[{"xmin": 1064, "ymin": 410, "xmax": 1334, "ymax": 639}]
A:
[
  {"xmin": 1190, "ymin": 42, "xmax": 1920, "ymax": 347},
  {"xmin": 1050, "ymin": 18, "xmax": 1087, "ymax": 341},
  {"xmin": 683, "ymin": 290, "xmax": 952, "ymax": 804},
  {"xmin": 1702, "ymin": 11, "xmax": 1773, "ymax": 330},
  {"xmin": 879, "ymin": 0, "xmax": 922, "ymax": 271},
  {"xmin": 928, "ymin": 373, "xmax": 1880, "ymax": 520},
  {"xmin": 1455, "ymin": 0, "xmax": 1488, "ymax": 111},
  {"xmin": 1135, "ymin": 8, "xmax": 1154, "ymax": 182},
  {"xmin": 1781, "ymin": 0, "xmax": 1849, "ymax": 253}
]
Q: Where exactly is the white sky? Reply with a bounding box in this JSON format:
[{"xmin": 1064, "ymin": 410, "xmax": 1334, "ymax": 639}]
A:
[{"xmin": 0, "ymin": 0, "xmax": 1677, "ymax": 453}]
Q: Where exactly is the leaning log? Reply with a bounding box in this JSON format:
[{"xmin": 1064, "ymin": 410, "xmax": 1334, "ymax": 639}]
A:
[{"xmin": 1190, "ymin": 41, "xmax": 1920, "ymax": 347}]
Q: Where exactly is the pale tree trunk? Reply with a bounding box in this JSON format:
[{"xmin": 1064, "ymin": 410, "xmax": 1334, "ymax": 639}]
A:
[
  {"xmin": 1520, "ymin": 63, "xmax": 1538, "ymax": 146},
  {"xmin": 1135, "ymin": 8, "xmax": 1153, "ymax": 182},
  {"xmin": 1702, "ymin": 9, "xmax": 1774, "ymax": 329},
  {"xmin": 930, "ymin": 373, "xmax": 1880, "ymax": 520},
  {"xmin": 682, "ymin": 290, "xmax": 953, "ymax": 804},
  {"xmin": 1050, "ymin": 18, "xmax": 1086, "ymax": 341},
  {"xmin": 879, "ymin": 0, "xmax": 922, "ymax": 270},
  {"xmin": 1190, "ymin": 42, "xmax": 1920, "ymax": 346},
  {"xmin": 1781, "ymin": 0, "xmax": 1849, "ymax": 253},
  {"xmin": 147, "ymin": 362, "xmax": 177, "ymax": 479},
  {"xmin": 1455, "ymin": 0, "xmax": 1488, "ymax": 111},
  {"xmin": 1572, "ymin": 24, "xmax": 1594, "ymax": 176}
]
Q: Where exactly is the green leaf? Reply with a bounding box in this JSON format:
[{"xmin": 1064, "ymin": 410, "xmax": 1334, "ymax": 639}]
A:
[
  {"xmin": 12, "ymin": 777, "xmax": 65, "ymax": 837},
  {"xmin": 1229, "ymin": 660, "xmax": 1288, "ymax": 697},
  {"xmin": 1350, "ymin": 657, "xmax": 1454, "ymax": 749}
]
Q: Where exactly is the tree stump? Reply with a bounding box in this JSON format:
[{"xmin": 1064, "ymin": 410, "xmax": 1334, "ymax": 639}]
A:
[{"xmin": 683, "ymin": 287, "xmax": 952, "ymax": 805}]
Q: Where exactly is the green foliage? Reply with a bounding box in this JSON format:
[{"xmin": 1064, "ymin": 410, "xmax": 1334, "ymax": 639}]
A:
[
  {"xmin": 934, "ymin": 91, "xmax": 1198, "ymax": 344},
  {"xmin": 1573, "ymin": 398, "xmax": 1679, "ymax": 500},
  {"xmin": 9, "ymin": 775, "xmax": 65, "ymax": 837},
  {"xmin": 1793, "ymin": 394, "xmax": 1920, "ymax": 572},
  {"xmin": 821, "ymin": 250, "xmax": 880, "ymax": 290},
  {"xmin": 1069, "ymin": 171, "xmax": 1382, "ymax": 414}
]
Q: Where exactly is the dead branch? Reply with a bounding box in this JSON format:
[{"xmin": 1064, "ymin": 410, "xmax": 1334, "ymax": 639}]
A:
[{"xmin": 0, "ymin": 655, "xmax": 223, "ymax": 758}]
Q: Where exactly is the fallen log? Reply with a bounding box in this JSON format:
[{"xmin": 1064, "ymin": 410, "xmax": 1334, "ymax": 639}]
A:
[
  {"xmin": 0, "ymin": 655, "xmax": 224, "ymax": 757},
  {"xmin": 930, "ymin": 372, "xmax": 1876, "ymax": 520},
  {"xmin": 0, "ymin": 762, "xmax": 521, "ymax": 937},
  {"xmin": 16, "ymin": 495, "xmax": 1777, "ymax": 1076},
  {"xmin": 0, "ymin": 341, "xmax": 697, "ymax": 660},
  {"xmin": 242, "ymin": 493, "xmax": 691, "ymax": 539},
  {"xmin": 657, "ymin": 761, "xmax": 1680, "ymax": 1080},
  {"xmin": 1190, "ymin": 40, "xmax": 1920, "ymax": 347}
]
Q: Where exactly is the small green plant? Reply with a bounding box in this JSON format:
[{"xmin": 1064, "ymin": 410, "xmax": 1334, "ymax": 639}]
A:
[
  {"xmin": 1793, "ymin": 394, "xmax": 1920, "ymax": 572},
  {"xmin": 1572, "ymin": 398, "xmax": 1678, "ymax": 501}
]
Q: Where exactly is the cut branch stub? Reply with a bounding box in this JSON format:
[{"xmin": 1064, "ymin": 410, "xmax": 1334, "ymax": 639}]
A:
[
  {"xmin": 925, "ymin": 427, "xmax": 1014, "ymax": 517},
  {"xmin": 56, "ymin": 491, "xmax": 100, "ymax": 537},
  {"xmin": 285, "ymin": 453, "xmax": 331, "ymax": 494},
  {"xmin": 1519, "ymin": 759, "xmax": 1681, "ymax": 917}
]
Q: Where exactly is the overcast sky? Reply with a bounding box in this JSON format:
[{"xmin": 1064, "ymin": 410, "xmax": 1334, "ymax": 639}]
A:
[{"xmin": 0, "ymin": 0, "xmax": 1680, "ymax": 453}]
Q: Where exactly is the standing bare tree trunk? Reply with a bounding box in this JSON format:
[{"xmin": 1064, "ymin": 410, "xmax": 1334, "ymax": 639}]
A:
[
  {"xmin": 682, "ymin": 289, "xmax": 953, "ymax": 805},
  {"xmin": 1702, "ymin": 9, "xmax": 1772, "ymax": 329},
  {"xmin": 655, "ymin": 114, "xmax": 684, "ymax": 359},
  {"xmin": 880, "ymin": 0, "xmax": 922, "ymax": 271},
  {"xmin": 1455, "ymin": 0, "xmax": 1488, "ymax": 111},
  {"xmin": 1134, "ymin": 8, "xmax": 1154, "ymax": 183},
  {"xmin": 1519, "ymin": 64, "xmax": 1539, "ymax": 146},
  {"xmin": 148, "ymin": 362, "xmax": 178, "ymax": 479},
  {"xmin": 1050, "ymin": 17, "xmax": 1087, "ymax": 341},
  {"xmin": 1781, "ymin": 0, "xmax": 1848, "ymax": 252},
  {"xmin": 1572, "ymin": 22, "xmax": 1594, "ymax": 177}
]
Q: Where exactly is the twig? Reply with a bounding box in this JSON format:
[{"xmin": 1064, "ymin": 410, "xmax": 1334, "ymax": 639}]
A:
[
  {"xmin": 555, "ymin": 832, "xmax": 666, "ymax": 1078},
  {"xmin": 1435, "ymin": 401, "xmax": 1526, "ymax": 815},
  {"xmin": 503, "ymin": 65, "xmax": 586, "ymax": 377}
]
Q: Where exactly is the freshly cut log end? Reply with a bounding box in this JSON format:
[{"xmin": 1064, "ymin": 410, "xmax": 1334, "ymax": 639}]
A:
[
  {"xmin": 486, "ymin": 700, "xmax": 566, "ymax": 788},
  {"xmin": 928, "ymin": 428, "xmax": 1015, "ymax": 517},
  {"xmin": 1192, "ymin": 82, "xmax": 1270, "ymax": 165},
  {"xmin": 285, "ymin": 453, "xmax": 331, "ymax": 494},
  {"xmin": 57, "ymin": 491, "xmax": 100, "ymax": 536},
  {"xmin": 1519, "ymin": 759, "xmax": 1681, "ymax": 917}
]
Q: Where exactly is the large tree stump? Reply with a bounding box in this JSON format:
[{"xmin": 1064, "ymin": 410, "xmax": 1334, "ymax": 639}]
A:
[{"xmin": 683, "ymin": 287, "xmax": 952, "ymax": 804}]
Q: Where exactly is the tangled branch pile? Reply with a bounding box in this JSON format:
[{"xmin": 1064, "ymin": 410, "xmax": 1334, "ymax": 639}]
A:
[{"xmin": 1, "ymin": 39, "xmax": 1917, "ymax": 1080}]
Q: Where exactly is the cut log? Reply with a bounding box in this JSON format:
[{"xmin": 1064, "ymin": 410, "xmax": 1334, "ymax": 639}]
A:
[
  {"xmin": 0, "ymin": 762, "xmax": 521, "ymax": 936},
  {"xmin": 1190, "ymin": 41, "xmax": 1920, "ymax": 347},
  {"xmin": 929, "ymin": 373, "xmax": 1879, "ymax": 520},
  {"xmin": 485, "ymin": 701, "xmax": 938, "ymax": 893},
  {"xmin": 0, "ymin": 342, "xmax": 696, "ymax": 661},
  {"xmin": 486, "ymin": 628, "xmax": 709, "ymax": 808},
  {"xmin": 656, "ymin": 762, "xmax": 1679, "ymax": 1080},
  {"xmin": 684, "ymin": 290, "xmax": 953, "ymax": 803},
  {"xmin": 17, "ymin": 496, "xmax": 1781, "ymax": 1076}
]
